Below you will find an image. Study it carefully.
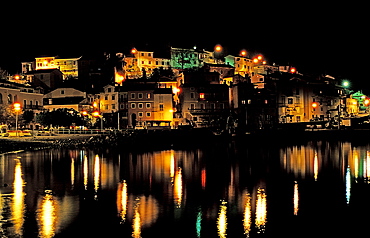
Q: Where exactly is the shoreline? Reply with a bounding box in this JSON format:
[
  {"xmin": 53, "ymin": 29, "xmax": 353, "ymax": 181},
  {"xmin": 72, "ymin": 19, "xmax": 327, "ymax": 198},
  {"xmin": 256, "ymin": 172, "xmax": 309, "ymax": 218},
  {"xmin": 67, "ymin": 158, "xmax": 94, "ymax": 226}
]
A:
[{"xmin": 1, "ymin": 128, "xmax": 370, "ymax": 154}]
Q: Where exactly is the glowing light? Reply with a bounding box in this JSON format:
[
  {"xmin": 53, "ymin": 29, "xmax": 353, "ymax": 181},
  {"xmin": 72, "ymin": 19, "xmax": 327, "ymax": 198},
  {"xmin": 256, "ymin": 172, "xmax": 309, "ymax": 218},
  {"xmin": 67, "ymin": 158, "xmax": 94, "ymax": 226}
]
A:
[
  {"xmin": 214, "ymin": 44, "xmax": 222, "ymax": 52},
  {"xmin": 217, "ymin": 200, "xmax": 227, "ymax": 238},
  {"xmin": 131, "ymin": 48, "xmax": 137, "ymax": 54},
  {"xmin": 115, "ymin": 70, "xmax": 125, "ymax": 85},
  {"xmin": 342, "ymin": 80, "xmax": 350, "ymax": 88},
  {"xmin": 255, "ymin": 188, "xmax": 267, "ymax": 233},
  {"xmin": 174, "ymin": 167, "xmax": 183, "ymax": 208},
  {"xmin": 243, "ymin": 192, "xmax": 252, "ymax": 236},
  {"xmin": 199, "ymin": 93, "xmax": 205, "ymax": 99},
  {"xmin": 262, "ymin": 60, "xmax": 267, "ymax": 65},
  {"xmin": 13, "ymin": 102, "xmax": 21, "ymax": 112},
  {"xmin": 92, "ymin": 111, "xmax": 100, "ymax": 117},
  {"xmin": 37, "ymin": 192, "xmax": 57, "ymax": 238},
  {"xmin": 240, "ymin": 50, "xmax": 247, "ymax": 57},
  {"xmin": 311, "ymin": 102, "xmax": 318, "ymax": 108},
  {"xmin": 290, "ymin": 67, "xmax": 297, "ymax": 73},
  {"xmin": 293, "ymin": 181, "xmax": 299, "ymax": 215},
  {"xmin": 257, "ymin": 55, "xmax": 263, "ymax": 61},
  {"xmin": 12, "ymin": 159, "xmax": 25, "ymax": 236},
  {"xmin": 253, "ymin": 58, "xmax": 259, "ymax": 63},
  {"xmin": 172, "ymin": 86, "xmax": 180, "ymax": 94},
  {"xmin": 14, "ymin": 75, "xmax": 20, "ymax": 80}
]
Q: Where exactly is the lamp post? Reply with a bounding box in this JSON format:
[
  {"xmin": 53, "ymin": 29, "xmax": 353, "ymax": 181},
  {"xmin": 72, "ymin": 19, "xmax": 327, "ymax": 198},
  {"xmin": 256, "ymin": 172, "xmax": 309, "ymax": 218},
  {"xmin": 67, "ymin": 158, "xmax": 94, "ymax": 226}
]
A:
[
  {"xmin": 13, "ymin": 102, "xmax": 21, "ymax": 137},
  {"xmin": 93, "ymin": 111, "xmax": 103, "ymax": 131}
]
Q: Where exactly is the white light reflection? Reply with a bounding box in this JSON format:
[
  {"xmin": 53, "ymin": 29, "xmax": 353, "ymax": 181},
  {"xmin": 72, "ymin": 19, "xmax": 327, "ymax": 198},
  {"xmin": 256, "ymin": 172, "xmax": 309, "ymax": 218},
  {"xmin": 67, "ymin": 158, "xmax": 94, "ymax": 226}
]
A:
[
  {"xmin": 217, "ymin": 200, "xmax": 227, "ymax": 238},
  {"xmin": 346, "ymin": 166, "xmax": 351, "ymax": 204}
]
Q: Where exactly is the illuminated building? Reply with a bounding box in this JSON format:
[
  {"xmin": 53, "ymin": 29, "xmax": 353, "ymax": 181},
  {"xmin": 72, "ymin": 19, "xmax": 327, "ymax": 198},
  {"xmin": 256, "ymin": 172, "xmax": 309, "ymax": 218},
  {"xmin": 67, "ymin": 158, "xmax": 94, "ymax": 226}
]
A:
[
  {"xmin": 123, "ymin": 49, "xmax": 170, "ymax": 79},
  {"xmin": 224, "ymin": 55, "xmax": 254, "ymax": 77},
  {"xmin": 35, "ymin": 56, "xmax": 81, "ymax": 79},
  {"xmin": 43, "ymin": 88, "xmax": 89, "ymax": 112}
]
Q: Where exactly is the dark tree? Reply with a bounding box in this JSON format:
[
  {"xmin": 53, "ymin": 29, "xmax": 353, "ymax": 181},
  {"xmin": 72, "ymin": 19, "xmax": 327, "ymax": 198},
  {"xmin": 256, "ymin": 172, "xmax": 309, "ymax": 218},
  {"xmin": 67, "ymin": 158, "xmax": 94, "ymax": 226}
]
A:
[{"xmin": 36, "ymin": 108, "xmax": 85, "ymax": 127}]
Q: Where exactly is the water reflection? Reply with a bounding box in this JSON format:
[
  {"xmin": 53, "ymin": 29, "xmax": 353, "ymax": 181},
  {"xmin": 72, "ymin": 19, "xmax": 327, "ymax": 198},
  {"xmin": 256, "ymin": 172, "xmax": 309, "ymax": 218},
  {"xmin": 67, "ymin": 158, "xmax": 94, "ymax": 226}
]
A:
[
  {"xmin": 293, "ymin": 181, "xmax": 299, "ymax": 215},
  {"xmin": 12, "ymin": 158, "xmax": 25, "ymax": 236},
  {"xmin": 1, "ymin": 142, "xmax": 370, "ymax": 236},
  {"xmin": 217, "ymin": 200, "xmax": 227, "ymax": 238},
  {"xmin": 37, "ymin": 191, "xmax": 57, "ymax": 238}
]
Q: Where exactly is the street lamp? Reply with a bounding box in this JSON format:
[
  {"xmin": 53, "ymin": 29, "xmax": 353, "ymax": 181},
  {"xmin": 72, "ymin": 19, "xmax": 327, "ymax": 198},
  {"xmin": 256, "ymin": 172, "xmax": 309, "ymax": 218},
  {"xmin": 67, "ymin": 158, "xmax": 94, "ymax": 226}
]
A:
[
  {"xmin": 342, "ymin": 80, "xmax": 350, "ymax": 88},
  {"xmin": 13, "ymin": 102, "xmax": 21, "ymax": 137},
  {"xmin": 92, "ymin": 111, "xmax": 103, "ymax": 131},
  {"xmin": 214, "ymin": 44, "xmax": 222, "ymax": 52}
]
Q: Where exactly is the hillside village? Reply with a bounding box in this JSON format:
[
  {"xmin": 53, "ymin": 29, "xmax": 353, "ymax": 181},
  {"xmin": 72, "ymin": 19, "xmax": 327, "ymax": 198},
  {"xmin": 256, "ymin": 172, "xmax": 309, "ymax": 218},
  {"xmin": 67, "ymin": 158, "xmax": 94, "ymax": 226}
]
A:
[{"xmin": 0, "ymin": 45, "xmax": 366, "ymax": 134}]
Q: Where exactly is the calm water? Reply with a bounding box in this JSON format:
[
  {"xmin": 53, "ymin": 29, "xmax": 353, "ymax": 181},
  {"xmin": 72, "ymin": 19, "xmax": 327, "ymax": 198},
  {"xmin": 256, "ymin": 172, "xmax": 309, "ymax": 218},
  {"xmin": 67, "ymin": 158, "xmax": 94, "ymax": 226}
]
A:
[{"xmin": 0, "ymin": 140, "xmax": 370, "ymax": 237}]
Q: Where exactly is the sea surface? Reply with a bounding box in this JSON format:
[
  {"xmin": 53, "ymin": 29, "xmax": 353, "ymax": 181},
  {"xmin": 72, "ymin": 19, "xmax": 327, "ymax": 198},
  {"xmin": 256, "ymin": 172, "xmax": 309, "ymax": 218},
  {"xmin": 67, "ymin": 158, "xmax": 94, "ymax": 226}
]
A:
[{"xmin": 0, "ymin": 139, "xmax": 369, "ymax": 237}]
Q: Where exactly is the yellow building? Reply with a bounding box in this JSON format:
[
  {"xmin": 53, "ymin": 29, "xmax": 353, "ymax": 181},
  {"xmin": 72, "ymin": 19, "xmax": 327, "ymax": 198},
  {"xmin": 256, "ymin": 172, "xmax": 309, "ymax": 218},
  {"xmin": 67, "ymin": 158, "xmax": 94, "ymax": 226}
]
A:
[
  {"xmin": 124, "ymin": 49, "xmax": 170, "ymax": 79},
  {"xmin": 35, "ymin": 56, "xmax": 81, "ymax": 79}
]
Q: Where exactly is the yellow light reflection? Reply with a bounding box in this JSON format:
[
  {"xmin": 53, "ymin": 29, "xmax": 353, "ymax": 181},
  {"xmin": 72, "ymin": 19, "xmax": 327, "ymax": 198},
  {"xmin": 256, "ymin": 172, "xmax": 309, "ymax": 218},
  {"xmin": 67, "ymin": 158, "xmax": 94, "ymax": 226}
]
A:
[
  {"xmin": 132, "ymin": 198, "xmax": 141, "ymax": 238},
  {"xmin": 255, "ymin": 188, "xmax": 267, "ymax": 233},
  {"xmin": 353, "ymin": 149, "xmax": 359, "ymax": 180},
  {"xmin": 367, "ymin": 151, "xmax": 370, "ymax": 183},
  {"xmin": 243, "ymin": 192, "xmax": 252, "ymax": 237},
  {"xmin": 314, "ymin": 152, "xmax": 319, "ymax": 181},
  {"xmin": 83, "ymin": 155, "xmax": 88, "ymax": 190},
  {"xmin": 217, "ymin": 200, "xmax": 227, "ymax": 238},
  {"xmin": 71, "ymin": 158, "xmax": 75, "ymax": 187},
  {"xmin": 117, "ymin": 180, "xmax": 128, "ymax": 223},
  {"xmin": 174, "ymin": 167, "xmax": 183, "ymax": 208},
  {"xmin": 37, "ymin": 192, "xmax": 57, "ymax": 238},
  {"xmin": 12, "ymin": 159, "xmax": 25, "ymax": 236},
  {"xmin": 94, "ymin": 155, "xmax": 100, "ymax": 199},
  {"xmin": 293, "ymin": 181, "xmax": 299, "ymax": 215}
]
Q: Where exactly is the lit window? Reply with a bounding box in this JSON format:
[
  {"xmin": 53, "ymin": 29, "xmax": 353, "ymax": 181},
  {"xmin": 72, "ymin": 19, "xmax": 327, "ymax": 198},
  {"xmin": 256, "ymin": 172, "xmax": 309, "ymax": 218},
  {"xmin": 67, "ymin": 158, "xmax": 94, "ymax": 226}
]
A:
[{"xmin": 199, "ymin": 93, "xmax": 205, "ymax": 99}]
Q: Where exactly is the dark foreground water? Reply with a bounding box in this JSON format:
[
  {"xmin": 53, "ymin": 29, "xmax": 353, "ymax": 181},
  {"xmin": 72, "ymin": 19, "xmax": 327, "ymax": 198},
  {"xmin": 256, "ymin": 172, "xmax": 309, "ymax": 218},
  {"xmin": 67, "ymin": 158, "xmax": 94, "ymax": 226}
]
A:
[{"xmin": 0, "ymin": 139, "xmax": 369, "ymax": 237}]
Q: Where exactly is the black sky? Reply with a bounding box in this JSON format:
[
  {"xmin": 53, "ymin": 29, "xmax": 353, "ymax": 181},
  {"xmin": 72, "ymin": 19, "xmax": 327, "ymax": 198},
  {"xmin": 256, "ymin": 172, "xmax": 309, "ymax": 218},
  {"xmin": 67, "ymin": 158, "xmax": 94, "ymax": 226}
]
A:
[{"xmin": 1, "ymin": 4, "xmax": 368, "ymax": 89}]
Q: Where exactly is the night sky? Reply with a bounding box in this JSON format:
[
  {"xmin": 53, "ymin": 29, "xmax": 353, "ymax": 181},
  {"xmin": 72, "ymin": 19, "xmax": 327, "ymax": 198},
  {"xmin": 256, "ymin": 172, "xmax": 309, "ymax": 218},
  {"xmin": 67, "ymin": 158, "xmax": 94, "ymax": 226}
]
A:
[{"xmin": 1, "ymin": 4, "xmax": 368, "ymax": 90}]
